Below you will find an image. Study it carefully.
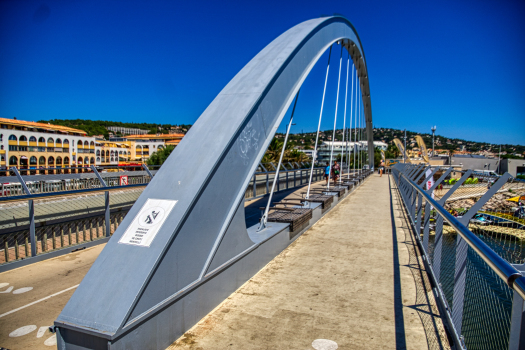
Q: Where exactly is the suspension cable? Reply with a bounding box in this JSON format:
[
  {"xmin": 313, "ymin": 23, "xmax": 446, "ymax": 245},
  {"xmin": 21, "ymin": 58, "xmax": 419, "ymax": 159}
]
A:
[
  {"xmin": 359, "ymin": 85, "xmax": 363, "ymax": 173},
  {"xmin": 359, "ymin": 81, "xmax": 362, "ymax": 173},
  {"xmin": 306, "ymin": 45, "xmax": 332, "ymax": 199},
  {"xmin": 353, "ymin": 67, "xmax": 358, "ymax": 176},
  {"xmin": 258, "ymin": 89, "xmax": 301, "ymax": 231},
  {"xmin": 358, "ymin": 87, "xmax": 361, "ymax": 173},
  {"xmin": 327, "ymin": 44, "xmax": 344, "ymax": 190},
  {"xmin": 347, "ymin": 59, "xmax": 355, "ymax": 179},
  {"xmin": 340, "ymin": 44, "xmax": 350, "ymax": 183}
]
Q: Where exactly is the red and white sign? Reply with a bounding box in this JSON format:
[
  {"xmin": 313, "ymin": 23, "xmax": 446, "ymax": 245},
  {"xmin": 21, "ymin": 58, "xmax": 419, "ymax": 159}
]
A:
[
  {"xmin": 120, "ymin": 175, "xmax": 128, "ymax": 186},
  {"xmin": 426, "ymin": 169, "xmax": 435, "ymax": 200}
]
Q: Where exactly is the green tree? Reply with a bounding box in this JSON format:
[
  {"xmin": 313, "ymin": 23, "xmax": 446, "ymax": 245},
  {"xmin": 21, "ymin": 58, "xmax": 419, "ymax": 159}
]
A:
[
  {"xmin": 374, "ymin": 147, "xmax": 382, "ymax": 168},
  {"xmin": 385, "ymin": 143, "xmax": 400, "ymax": 159},
  {"xmin": 147, "ymin": 145, "xmax": 176, "ymax": 165}
]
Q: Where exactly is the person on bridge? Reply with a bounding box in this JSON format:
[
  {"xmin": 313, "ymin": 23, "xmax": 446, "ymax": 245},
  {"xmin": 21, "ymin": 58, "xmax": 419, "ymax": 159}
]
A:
[
  {"xmin": 325, "ymin": 162, "xmax": 330, "ymax": 185},
  {"xmin": 332, "ymin": 161, "xmax": 340, "ymax": 182},
  {"xmin": 379, "ymin": 159, "xmax": 385, "ymax": 177}
]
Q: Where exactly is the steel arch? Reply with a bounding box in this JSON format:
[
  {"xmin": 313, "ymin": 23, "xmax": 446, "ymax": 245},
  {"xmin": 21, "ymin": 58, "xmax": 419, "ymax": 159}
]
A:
[{"xmin": 56, "ymin": 16, "xmax": 374, "ymax": 349}]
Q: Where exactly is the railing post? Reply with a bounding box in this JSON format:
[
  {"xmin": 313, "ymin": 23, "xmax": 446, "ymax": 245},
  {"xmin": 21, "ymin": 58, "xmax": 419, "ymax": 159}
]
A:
[
  {"xmin": 11, "ymin": 166, "xmax": 31, "ymax": 195},
  {"xmin": 142, "ymin": 164, "xmax": 154, "ymax": 179},
  {"xmin": 415, "ymin": 193, "xmax": 423, "ymax": 238},
  {"xmin": 29, "ymin": 199, "xmax": 37, "ymax": 257},
  {"xmin": 420, "ymin": 166, "xmax": 442, "ymax": 253},
  {"xmin": 424, "ymin": 168, "xmax": 451, "ymax": 258},
  {"xmin": 510, "ymin": 265, "xmax": 525, "ymax": 350},
  {"xmin": 414, "ymin": 165, "xmax": 431, "ymax": 183},
  {"xmin": 265, "ymin": 172, "xmax": 269, "ymax": 194},
  {"xmin": 252, "ymin": 174, "xmax": 257, "ymax": 198},
  {"xmin": 105, "ymin": 191, "xmax": 111, "ymax": 237},
  {"xmin": 91, "ymin": 165, "xmax": 108, "ymax": 187}
]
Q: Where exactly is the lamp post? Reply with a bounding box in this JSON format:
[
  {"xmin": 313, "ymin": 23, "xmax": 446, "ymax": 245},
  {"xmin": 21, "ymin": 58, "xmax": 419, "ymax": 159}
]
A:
[
  {"xmin": 403, "ymin": 129, "xmax": 407, "ymax": 163},
  {"xmin": 431, "ymin": 126, "xmax": 437, "ymax": 157}
]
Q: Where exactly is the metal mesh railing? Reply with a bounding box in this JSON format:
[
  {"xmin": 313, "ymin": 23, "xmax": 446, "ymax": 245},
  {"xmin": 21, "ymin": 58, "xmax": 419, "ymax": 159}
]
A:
[
  {"xmin": 1, "ymin": 166, "xmax": 319, "ymax": 266},
  {"xmin": 393, "ymin": 163, "xmax": 525, "ymax": 350},
  {"xmin": 0, "ymin": 187, "xmax": 135, "ymax": 265},
  {"xmin": 0, "ymin": 165, "xmax": 157, "ymax": 198},
  {"xmin": 243, "ymin": 168, "xmax": 323, "ymax": 200}
]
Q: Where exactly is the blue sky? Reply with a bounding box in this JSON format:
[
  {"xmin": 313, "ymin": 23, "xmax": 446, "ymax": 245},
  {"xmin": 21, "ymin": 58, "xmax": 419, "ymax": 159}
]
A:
[{"xmin": 1, "ymin": 0, "xmax": 524, "ymax": 145}]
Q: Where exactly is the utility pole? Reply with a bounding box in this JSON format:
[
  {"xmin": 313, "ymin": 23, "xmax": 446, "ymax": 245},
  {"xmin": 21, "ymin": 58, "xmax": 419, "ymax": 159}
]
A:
[
  {"xmin": 431, "ymin": 125, "xmax": 437, "ymax": 157},
  {"xmin": 498, "ymin": 144, "xmax": 501, "ymax": 174},
  {"xmin": 403, "ymin": 129, "xmax": 407, "ymax": 163}
]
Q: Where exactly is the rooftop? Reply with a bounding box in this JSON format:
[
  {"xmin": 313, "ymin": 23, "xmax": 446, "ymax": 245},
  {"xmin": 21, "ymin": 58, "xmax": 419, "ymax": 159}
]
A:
[
  {"xmin": 125, "ymin": 133, "xmax": 184, "ymax": 140},
  {"xmin": 0, "ymin": 117, "xmax": 87, "ymax": 135}
]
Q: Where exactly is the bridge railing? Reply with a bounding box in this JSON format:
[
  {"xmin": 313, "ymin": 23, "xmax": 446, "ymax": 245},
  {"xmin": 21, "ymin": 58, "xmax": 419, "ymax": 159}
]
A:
[
  {"xmin": 244, "ymin": 167, "xmax": 324, "ymax": 199},
  {"xmin": 392, "ymin": 163, "xmax": 525, "ymax": 350},
  {"xmin": 0, "ymin": 165, "xmax": 324, "ymax": 271},
  {"xmin": 0, "ymin": 165, "xmax": 159, "ymax": 198}
]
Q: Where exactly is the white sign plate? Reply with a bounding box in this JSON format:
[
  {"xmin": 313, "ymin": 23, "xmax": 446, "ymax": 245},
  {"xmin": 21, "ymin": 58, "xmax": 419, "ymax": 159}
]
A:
[{"xmin": 119, "ymin": 199, "xmax": 177, "ymax": 247}]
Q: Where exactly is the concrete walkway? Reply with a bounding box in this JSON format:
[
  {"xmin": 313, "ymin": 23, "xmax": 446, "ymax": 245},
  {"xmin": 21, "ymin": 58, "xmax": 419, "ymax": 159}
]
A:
[{"xmin": 168, "ymin": 174, "xmax": 449, "ymax": 350}]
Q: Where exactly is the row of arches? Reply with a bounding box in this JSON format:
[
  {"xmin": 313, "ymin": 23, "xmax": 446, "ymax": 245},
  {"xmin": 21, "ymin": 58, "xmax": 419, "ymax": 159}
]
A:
[
  {"xmin": 8, "ymin": 135, "xmax": 95, "ymax": 147},
  {"xmin": 8, "ymin": 156, "xmax": 96, "ymax": 167},
  {"xmin": 95, "ymin": 150, "xmax": 132, "ymax": 156},
  {"xmin": 96, "ymin": 157, "xmax": 119, "ymax": 162}
]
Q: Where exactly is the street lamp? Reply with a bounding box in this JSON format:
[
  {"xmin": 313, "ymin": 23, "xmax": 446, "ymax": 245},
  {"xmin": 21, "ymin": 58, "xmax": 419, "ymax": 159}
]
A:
[{"xmin": 431, "ymin": 126, "xmax": 437, "ymax": 157}]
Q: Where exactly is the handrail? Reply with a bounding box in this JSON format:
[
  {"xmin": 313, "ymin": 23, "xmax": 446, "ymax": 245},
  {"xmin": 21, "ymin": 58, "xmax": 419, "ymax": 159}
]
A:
[
  {"xmin": 0, "ymin": 167, "xmax": 324, "ymax": 203},
  {"xmin": 396, "ymin": 168, "xmax": 525, "ymax": 300},
  {"xmin": 0, "ymin": 183, "xmax": 148, "ymax": 203}
]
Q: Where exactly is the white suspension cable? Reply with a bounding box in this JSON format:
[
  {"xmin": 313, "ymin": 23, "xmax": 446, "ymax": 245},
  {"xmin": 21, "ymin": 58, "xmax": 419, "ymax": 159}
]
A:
[
  {"xmin": 360, "ymin": 101, "xmax": 363, "ymax": 169},
  {"xmin": 258, "ymin": 89, "xmax": 301, "ymax": 231},
  {"xmin": 340, "ymin": 45, "xmax": 349, "ymax": 183},
  {"xmin": 327, "ymin": 45, "xmax": 343, "ymax": 190},
  {"xmin": 353, "ymin": 68, "xmax": 358, "ymax": 175},
  {"xmin": 347, "ymin": 62, "xmax": 354, "ymax": 179},
  {"xmin": 306, "ymin": 45, "xmax": 332, "ymax": 199},
  {"xmin": 358, "ymin": 84, "xmax": 362, "ymax": 173}
]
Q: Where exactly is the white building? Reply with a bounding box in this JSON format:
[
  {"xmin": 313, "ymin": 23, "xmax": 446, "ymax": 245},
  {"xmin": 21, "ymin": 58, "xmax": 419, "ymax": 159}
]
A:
[{"xmin": 316, "ymin": 141, "xmax": 387, "ymax": 162}]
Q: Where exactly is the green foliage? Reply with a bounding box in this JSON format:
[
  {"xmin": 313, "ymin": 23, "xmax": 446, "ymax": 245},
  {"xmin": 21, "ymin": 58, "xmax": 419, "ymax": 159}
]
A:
[
  {"xmin": 374, "ymin": 147, "xmax": 382, "ymax": 168},
  {"xmin": 465, "ymin": 178, "xmax": 473, "ymax": 185},
  {"xmin": 147, "ymin": 145, "xmax": 176, "ymax": 166},
  {"xmin": 472, "ymin": 177, "xmax": 479, "ymax": 184},
  {"xmin": 385, "ymin": 143, "xmax": 400, "ymax": 159},
  {"xmin": 260, "ymin": 138, "xmax": 310, "ymax": 164},
  {"xmin": 37, "ymin": 119, "xmax": 192, "ymax": 138},
  {"xmin": 448, "ymin": 178, "xmax": 457, "ymax": 185},
  {"xmin": 517, "ymin": 175, "xmax": 525, "ymax": 180}
]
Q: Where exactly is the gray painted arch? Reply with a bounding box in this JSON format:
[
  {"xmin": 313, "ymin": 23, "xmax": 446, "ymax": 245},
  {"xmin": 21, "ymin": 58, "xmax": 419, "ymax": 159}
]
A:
[{"xmin": 55, "ymin": 16, "xmax": 374, "ymax": 349}]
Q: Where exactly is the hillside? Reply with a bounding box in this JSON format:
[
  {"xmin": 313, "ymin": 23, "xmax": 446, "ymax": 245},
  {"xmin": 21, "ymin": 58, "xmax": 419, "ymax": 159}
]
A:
[
  {"xmin": 276, "ymin": 127, "xmax": 525, "ymax": 158},
  {"xmin": 38, "ymin": 119, "xmax": 192, "ymax": 138},
  {"xmin": 36, "ymin": 118, "xmax": 524, "ymax": 158}
]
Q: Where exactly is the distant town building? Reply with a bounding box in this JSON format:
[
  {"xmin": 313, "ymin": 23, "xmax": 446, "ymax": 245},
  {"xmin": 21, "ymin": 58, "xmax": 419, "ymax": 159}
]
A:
[
  {"xmin": 107, "ymin": 126, "xmax": 149, "ymax": 135},
  {"xmin": 114, "ymin": 133, "xmax": 184, "ymax": 163},
  {"xmin": 315, "ymin": 141, "xmax": 387, "ymax": 162},
  {"xmin": 0, "ymin": 117, "xmax": 93, "ymax": 171},
  {"xmin": 451, "ymin": 155, "xmax": 499, "ymax": 171},
  {"xmin": 0, "ymin": 117, "xmax": 185, "ymax": 171}
]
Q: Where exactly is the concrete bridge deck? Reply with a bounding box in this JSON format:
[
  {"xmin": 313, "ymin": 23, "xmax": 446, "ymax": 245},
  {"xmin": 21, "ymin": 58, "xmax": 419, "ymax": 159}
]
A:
[
  {"xmin": 0, "ymin": 175, "xmax": 449, "ymax": 349},
  {"xmin": 168, "ymin": 174, "xmax": 449, "ymax": 350}
]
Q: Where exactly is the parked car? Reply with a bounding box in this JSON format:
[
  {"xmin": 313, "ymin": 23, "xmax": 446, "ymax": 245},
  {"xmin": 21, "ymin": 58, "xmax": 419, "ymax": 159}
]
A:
[
  {"xmin": 472, "ymin": 170, "xmax": 500, "ymax": 183},
  {"xmin": 469, "ymin": 213, "xmax": 493, "ymax": 226}
]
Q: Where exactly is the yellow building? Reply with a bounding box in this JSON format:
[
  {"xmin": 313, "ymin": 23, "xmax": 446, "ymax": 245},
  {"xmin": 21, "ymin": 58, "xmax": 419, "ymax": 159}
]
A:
[
  {"xmin": 0, "ymin": 117, "xmax": 94, "ymax": 173},
  {"xmin": 118, "ymin": 134, "xmax": 184, "ymax": 163},
  {"xmin": 0, "ymin": 117, "xmax": 185, "ymax": 173}
]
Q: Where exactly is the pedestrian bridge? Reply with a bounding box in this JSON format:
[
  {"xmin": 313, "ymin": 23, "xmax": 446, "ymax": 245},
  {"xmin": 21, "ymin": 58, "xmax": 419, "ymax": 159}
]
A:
[
  {"xmin": 1, "ymin": 15, "xmax": 525, "ymax": 350},
  {"xmin": 0, "ymin": 173, "xmax": 446, "ymax": 350}
]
